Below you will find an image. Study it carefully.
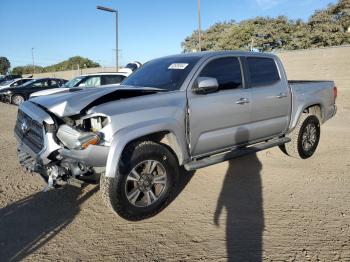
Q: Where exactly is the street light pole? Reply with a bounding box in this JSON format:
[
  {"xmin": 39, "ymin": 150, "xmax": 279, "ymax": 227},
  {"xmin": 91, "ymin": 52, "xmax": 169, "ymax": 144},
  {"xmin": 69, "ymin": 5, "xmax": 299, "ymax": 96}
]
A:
[
  {"xmin": 31, "ymin": 47, "xmax": 35, "ymax": 74},
  {"xmin": 97, "ymin": 5, "xmax": 119, "ymax": 71},
  {"xmin": 198, "ymin": 0, "xmax": 202, "ymax": 52},
  {"xmin": 116, "ymin": 10, "xmax": 119, "ymax": 71}
]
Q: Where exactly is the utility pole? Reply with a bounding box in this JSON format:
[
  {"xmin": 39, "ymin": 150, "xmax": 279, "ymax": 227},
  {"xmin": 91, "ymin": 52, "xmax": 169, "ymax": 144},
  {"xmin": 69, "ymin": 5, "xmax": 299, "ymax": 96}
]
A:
[
  {"xmin": 198, "ymin": 0, "xmax": 202, "ymax": 52},
  {"xmin": 31, "ymin": 47, "xmax": 35, "ymax": 74},
  {"xmin": 97, "ymin": 5, "xmax": 119, "ymax": 71}
]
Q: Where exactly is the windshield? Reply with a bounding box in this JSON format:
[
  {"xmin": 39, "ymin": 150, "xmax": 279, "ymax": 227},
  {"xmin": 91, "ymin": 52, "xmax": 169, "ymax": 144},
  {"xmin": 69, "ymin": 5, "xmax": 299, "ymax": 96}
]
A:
[
  {"xmin": 64, "ymin": 76, "xmax": 85, "ymax": 88},
  {"xmin": 122, "ymin": 56, "xmax": 200, "ymax": 91}
]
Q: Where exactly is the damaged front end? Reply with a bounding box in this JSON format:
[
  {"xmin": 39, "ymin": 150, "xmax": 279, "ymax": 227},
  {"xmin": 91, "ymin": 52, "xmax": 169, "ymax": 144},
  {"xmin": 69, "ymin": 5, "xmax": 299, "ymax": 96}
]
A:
[
  {"xmin": 15, "ymin": 86, "xmax": 161, "ymax": 190},
  {"xmin": 15, "ymin": 101, "xmax": 110, "ymax": 190}
]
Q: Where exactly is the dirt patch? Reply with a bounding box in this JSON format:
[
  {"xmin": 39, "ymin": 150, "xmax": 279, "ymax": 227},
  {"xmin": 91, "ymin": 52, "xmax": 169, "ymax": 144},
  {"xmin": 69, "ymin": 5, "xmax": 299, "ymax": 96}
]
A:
[{"xmin": 0, "ymin": 98, "xmax": 349, "ymax": 261}]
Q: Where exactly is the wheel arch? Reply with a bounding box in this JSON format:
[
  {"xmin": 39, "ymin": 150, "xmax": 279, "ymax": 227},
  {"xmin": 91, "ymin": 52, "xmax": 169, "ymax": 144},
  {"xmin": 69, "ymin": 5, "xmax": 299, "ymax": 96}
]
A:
[
  {"xmin": 105, "ymin": 124, "xmax": 189, "ymax": 178},
  {"xmin": 290, "ymin": 103, "xmax": 324, "ymax": 132}
]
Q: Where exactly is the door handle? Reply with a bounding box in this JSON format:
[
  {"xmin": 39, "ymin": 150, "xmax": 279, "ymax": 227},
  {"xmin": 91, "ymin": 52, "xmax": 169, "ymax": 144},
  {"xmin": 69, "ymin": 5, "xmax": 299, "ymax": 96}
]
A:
[
  {"xmin": 276, "ymin": 93, "xmax": 287, "ymax": 99},
  {"xmin": 236, "ymin": 98, "xmax": 250, "ymax": 105}
]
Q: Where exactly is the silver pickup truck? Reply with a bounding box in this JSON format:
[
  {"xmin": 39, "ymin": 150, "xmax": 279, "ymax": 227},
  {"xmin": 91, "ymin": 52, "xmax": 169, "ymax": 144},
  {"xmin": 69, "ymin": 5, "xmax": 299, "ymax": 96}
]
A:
[{"xmin": 15, "ymin": 51, "xmax": 337, "ymax": 221}]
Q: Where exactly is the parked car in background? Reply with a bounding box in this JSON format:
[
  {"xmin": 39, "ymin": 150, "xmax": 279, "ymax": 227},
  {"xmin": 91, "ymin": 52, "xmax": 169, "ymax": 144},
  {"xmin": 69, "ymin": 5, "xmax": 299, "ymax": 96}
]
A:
[
  {"xmin": 0, "ymin": 78, "xmax": 33, "ymax": 90},
  {"xmin": 0, "ymin": 78, "xmax": 67, "ymax": 105},
  {"xmin": 30, "ymin": 72, "xmax": 128, "ymax": 98},
  {"xmin": 0, "ymin": 74, "xmax": 22, "ymax": 84},
  {"xmin": 118, "ymin": 61, "xmax": 142, "ymax": 76}
]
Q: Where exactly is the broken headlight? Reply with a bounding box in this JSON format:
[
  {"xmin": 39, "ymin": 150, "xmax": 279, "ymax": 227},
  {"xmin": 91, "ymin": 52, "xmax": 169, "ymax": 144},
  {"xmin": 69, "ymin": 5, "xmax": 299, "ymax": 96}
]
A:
[{"xmin": 56, "ymin": 124, "xmax": 101, "ymax": 150}]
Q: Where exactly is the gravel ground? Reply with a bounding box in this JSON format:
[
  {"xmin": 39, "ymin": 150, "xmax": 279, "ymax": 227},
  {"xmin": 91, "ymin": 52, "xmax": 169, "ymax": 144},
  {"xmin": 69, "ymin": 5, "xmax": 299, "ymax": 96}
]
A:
[{"xmin": 0, "ymin": 90, "xmax": 349, "ymax": 261}]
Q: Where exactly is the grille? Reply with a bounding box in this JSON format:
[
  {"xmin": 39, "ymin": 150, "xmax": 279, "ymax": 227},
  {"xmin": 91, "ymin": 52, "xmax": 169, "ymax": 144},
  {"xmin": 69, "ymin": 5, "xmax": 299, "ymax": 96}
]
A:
[{"xmin": 15, "ymin": 110, "xmax": 44, "ymax": 154}]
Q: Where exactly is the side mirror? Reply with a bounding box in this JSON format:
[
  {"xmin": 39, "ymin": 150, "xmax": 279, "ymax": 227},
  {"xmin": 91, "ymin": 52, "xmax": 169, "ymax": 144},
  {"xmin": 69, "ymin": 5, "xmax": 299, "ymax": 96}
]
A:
[
  {"xmin": 78, "ymin": 83, "xmax": 86, "ymax": 87},
  {"xmin": 193, "ymin": 77, "xmax": 219, "ymax": 95}
]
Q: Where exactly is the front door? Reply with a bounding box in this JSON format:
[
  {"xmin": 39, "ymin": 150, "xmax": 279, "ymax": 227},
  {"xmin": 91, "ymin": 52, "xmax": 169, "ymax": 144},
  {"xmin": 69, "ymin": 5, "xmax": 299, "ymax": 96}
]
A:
[{"xmin": 187, "ymin": 56, "xmax": 252, "ymax": 157}]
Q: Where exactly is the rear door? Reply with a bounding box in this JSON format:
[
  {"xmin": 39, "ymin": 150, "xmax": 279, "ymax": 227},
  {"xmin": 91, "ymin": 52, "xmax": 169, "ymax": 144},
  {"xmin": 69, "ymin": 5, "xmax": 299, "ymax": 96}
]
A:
[
  {"xmin": 188, "ymin": 56, "xmax": 252, "ymax": 157},
  {"xmin": 246, "ymin": 57, "xmax": 291, "ymax": 142}
]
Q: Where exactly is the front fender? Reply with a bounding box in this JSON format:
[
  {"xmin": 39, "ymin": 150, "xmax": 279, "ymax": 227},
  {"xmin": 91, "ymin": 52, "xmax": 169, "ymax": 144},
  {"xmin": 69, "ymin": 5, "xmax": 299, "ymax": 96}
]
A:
[{"xmin": 105, "ymin": 119, "xmax": 188, "ymax": 178}]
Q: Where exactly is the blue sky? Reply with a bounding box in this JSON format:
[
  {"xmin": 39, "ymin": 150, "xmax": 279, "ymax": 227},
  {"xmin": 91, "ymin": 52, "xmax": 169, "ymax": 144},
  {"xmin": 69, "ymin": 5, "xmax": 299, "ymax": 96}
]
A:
[{"xmin": 1, "ymin": 0, "xmax": 336, "ymax": 68}]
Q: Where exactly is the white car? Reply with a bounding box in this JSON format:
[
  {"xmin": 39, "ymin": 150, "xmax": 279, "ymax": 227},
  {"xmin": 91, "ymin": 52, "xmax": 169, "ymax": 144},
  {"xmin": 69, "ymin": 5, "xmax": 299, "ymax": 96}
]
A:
[
  {"xmin": 0, "ymin": 78, "xmax": 33, "ymax": 91},
  {"xmin": 30, "ymin": 72, "xmax": 128, "ymax": 98}
]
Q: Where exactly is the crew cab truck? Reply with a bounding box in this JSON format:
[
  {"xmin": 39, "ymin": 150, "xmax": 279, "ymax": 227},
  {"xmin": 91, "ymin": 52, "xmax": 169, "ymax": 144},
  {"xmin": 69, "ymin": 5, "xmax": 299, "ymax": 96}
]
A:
[{"xmin": 15, "ymin": 51, "xmax": 337, "ymax": 221}]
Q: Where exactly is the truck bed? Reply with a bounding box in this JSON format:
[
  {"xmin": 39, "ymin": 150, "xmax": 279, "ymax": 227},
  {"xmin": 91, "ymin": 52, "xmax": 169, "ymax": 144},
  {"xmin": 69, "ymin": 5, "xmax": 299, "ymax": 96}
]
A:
[
  {"xmin": 288, "ymin": 79, "xmax": 336, "ymax": 127},
  {"xmin": 288, "ymin": 80, "xmax": 334, "ymax": 85}
]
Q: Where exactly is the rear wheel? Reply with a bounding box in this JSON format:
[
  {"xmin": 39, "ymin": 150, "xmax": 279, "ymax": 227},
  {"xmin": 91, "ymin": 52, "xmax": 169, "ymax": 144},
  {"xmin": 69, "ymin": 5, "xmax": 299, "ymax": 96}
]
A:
[
  {"xmin": 101, "ymin": 141, "xmax": 179, "ymax": 221},
  {"xmin": 279, "ymin": 114, "xmax": 320, "ymax": 159},
  {"xmin": 12, "ymin": 94, "xmax": 25, "ymax": 106}
]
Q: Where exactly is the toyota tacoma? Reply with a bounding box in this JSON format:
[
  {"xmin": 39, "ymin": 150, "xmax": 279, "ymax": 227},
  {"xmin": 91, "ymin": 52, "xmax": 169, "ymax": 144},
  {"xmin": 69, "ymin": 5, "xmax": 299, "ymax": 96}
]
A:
[{"xmin": 15, "ymin": 51, "xmax": 337, "ymax": 221}]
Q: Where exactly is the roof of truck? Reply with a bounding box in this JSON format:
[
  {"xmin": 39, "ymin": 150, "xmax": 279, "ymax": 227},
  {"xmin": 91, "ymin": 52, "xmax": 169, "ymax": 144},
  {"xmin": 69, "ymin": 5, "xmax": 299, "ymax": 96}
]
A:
[{"xmin": 163, "ymin": 50, "xmax": 277, "ymax": 59}]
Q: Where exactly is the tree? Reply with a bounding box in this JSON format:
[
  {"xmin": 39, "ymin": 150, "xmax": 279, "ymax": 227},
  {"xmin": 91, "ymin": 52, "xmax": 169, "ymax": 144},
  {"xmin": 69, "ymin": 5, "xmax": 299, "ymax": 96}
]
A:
[
  {"xmin": 308, "ymin": 7, "xmax": 348, "ymax": 47},
  {"xmin": 44, "ymin": 56, "xmax": 100, "ymax": 72},
  {"xmin": 182, "ymin": 0, "xmax": 350, "ymax": 52},
  {"xmin": 12, "ymin": 65, "xmax": 44, "ymax": 75},
  {"xmin": 0, "ymin": 57, "xmax": 11, "ymax": 75},
  {"xmin": 12, "ymin": 56, "xmax": 101, "ymax": 75}
]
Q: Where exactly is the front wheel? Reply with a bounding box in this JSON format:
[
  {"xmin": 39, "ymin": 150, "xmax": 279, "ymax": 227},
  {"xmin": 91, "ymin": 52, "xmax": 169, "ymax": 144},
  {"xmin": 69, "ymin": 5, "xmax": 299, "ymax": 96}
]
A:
[
  {"xmin": 11, "ymin": 94, "xmax": 25, "ymax": 106},
  {"xmin": 101, "ymin": 141, "xmax": 179, "ymax": 221},
  {"xmin": 279, "ymin": 114, "xmax": 320, "ymax": 159}
]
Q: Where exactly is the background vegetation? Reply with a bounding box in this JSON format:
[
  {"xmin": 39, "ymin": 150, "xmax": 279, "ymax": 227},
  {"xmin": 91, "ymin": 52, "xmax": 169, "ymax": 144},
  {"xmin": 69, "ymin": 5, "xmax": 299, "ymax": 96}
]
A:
[
  {"xmin": 0, "ymin": 57, "xmax": 11, "ymax": 75},
  {"xmin": 182, "ymin": 0, "xmax": 350, "ymax": 52},
  {"xmin": 11, "ymin": 56, "xmax": 100, "ymax": 75}
]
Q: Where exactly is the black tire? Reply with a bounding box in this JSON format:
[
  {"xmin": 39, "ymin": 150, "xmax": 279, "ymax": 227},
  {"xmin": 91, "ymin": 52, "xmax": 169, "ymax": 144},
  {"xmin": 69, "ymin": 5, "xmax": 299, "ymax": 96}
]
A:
[
  {"xmin": 11, "ymin": 94, "xmax": 25, "ymax": 106},
  {"xmin": 279, "ymin": 114, "xmax": 320, "ymax": 159},
  {"xmin": 101, "ymin": 141, "xmax": 179, "ymax": 221}
]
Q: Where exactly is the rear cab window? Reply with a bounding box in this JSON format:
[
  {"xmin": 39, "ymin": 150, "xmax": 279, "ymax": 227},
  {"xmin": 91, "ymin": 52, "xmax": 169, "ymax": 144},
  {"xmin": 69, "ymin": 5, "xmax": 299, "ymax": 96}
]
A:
[
  {"xmin": 101, "ymin": 75, "xmax": 125, "ymax": 85},
  {"xmin": 246, "ymin": 57, "xmax": 280, "ymax": 86}
]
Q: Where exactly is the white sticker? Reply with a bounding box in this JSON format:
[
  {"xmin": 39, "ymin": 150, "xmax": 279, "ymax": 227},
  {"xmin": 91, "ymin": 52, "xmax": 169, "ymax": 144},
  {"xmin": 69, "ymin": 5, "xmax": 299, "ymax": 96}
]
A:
[{"xmin": 168, "ymin": 63, "xmax": 189, "ymax": 70}]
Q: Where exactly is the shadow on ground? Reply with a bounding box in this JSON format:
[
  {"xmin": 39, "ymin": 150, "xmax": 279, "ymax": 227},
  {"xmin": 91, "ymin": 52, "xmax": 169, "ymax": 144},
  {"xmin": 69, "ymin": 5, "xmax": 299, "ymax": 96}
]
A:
[
  {"xmin": 0, "ymin": 168, "xmax": 194, "ymax": 261},
  {"xmin": 0, "ymin": 185, "xmax": 99, "ymax": 262},
  {"xmin": 214, "ymin": 154, "xmax": 264, "ymax": 262}
]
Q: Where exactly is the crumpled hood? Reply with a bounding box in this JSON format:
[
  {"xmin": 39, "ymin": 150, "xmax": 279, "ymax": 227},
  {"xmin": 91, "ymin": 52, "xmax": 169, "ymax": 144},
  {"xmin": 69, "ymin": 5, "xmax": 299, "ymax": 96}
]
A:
[{"xmin": 29, "ymin": 85, "xmax": 161, "ymax": 117}]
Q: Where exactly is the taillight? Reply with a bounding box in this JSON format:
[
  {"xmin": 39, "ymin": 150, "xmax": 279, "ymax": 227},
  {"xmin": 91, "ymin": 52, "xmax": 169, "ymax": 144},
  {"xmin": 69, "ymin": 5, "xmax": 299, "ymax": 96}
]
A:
[{"xmin": 333, "ymin": 86, "xmax": 337, "ymax": 102}]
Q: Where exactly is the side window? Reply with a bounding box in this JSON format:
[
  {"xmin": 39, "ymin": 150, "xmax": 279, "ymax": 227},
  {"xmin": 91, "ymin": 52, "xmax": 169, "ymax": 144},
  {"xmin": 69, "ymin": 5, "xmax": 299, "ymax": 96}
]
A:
[
  {"xmin": 247, "ymin": 57, "xmax": 280, "ymax": 86},
  {"xmin": 50, "ymin": 79, "xmax": 59, "ymax": 87},
  {"xmin": 16, "ymin": 79, "xmax": 29, "ymax": 86},
  {"xmin": 81, "ymin": 76, "xmax": 101, "ymax": 87},
  {"xmin": 10, "ymin": 81, "xmax": 19, "ymax": 87},
  {"xmin": 101, "ymin": 75, "xmax": 125, "ymax": 85},
  {"xmin": 16, "ymin": 80, "xmax": 25, "ymax": 85},
  {"xmin": 199, "ymin": 57, "xmax": 242, "ymax": 91},
  {"xmin": 32, "ymin": 80, "xmax": 44, "ymax": 88},
  {"xmin": 43, "ymin": 80, "xmax": 49, "ymax": 88}
]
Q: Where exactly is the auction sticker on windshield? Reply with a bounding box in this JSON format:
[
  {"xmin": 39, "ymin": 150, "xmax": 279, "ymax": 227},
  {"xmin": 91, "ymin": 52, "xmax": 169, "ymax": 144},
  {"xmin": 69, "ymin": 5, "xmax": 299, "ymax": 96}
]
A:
[{"xmin": 168, "ymin": 63, "xmax": 189, "ymax": 70}]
